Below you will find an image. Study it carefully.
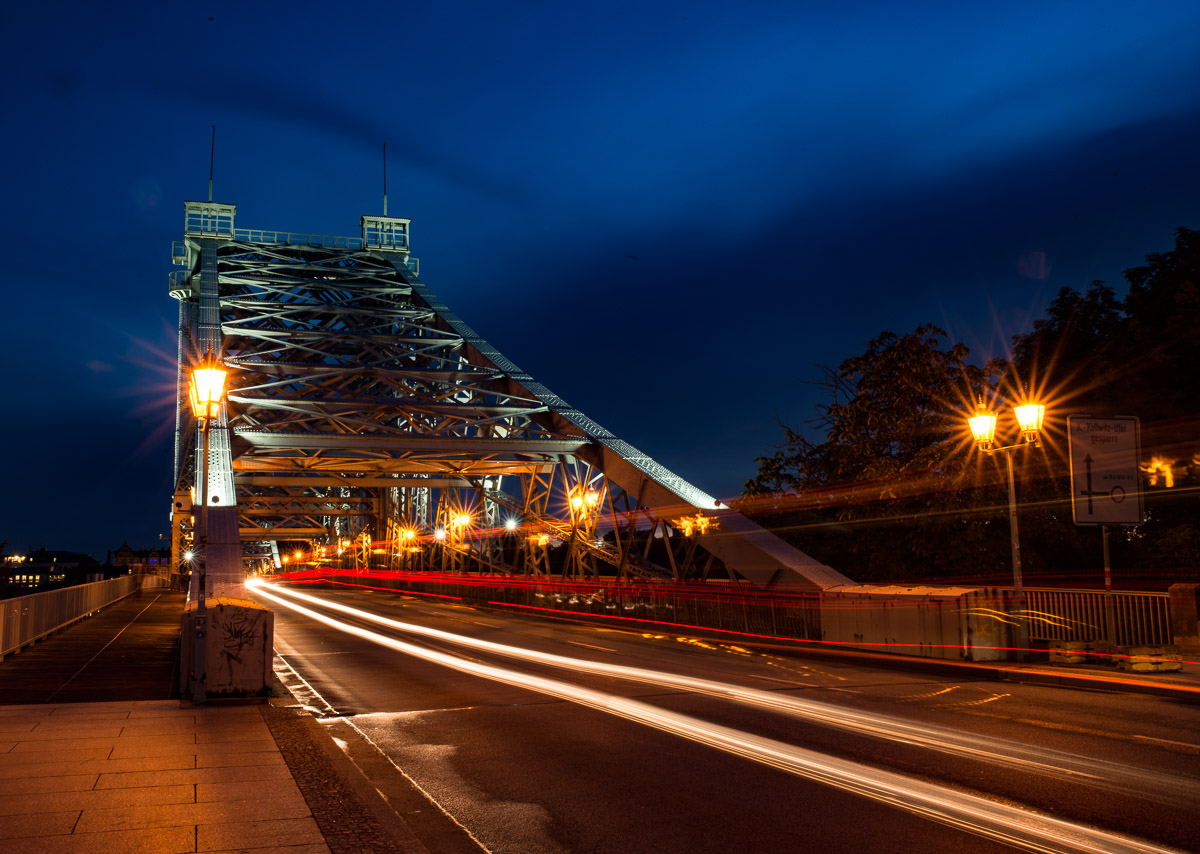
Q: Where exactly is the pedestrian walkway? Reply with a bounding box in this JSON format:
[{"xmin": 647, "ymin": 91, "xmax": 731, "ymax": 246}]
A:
[
  {"xmin": 0, "ymin": 591, "xmax": 184, "ymax": 705},
  {"xmin": 0, "ymin": 591, "xmax": 429, "ymax": 853}
]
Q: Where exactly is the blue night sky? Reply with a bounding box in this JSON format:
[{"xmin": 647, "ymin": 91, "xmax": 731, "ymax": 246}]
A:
[{"xmin": 2, "ymin": 1, "xmax": 1199, "ymax": 558}]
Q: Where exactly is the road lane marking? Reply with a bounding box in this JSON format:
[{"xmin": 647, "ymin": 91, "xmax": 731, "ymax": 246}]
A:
[
  {"xmin": 566, "ymin": 641, "xmax": 618, "ymax": 652},
  {"xmin": 1134, "ymin": 735, "xmax": 1200, "ymax": 751},
  {"xmin": 747, "ymin": 673, "xmax": 810, "ymax": 687}
]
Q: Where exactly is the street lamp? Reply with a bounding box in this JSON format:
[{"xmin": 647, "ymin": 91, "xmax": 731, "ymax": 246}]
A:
[
  {"xmin": 967, "ymin": 396, "xmax": 1045, "ymax": 657},
  {"xmin": 188, "ymin": 349, "xmax": 228, "ymax": 704}
]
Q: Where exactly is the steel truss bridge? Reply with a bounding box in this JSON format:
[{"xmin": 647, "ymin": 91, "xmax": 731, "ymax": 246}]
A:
[{"xmin": 169, "ymin": 201, "xmax": 850, "ymax": 594}]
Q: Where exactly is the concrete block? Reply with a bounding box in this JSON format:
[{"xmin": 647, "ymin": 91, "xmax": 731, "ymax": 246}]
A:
[
  {"xmin": 1049, "ymin": 640, "xmax": 1088, "ymax": 665},
  {"xmin": 1118, "ymin": 645, "xmax": 1183, "ymax": 672},
  {"xmin": 820, "ymin": 584, "xmax": 1008, "ymax": 661},
  {"xmin": 1168, "ymin": 584, "xmax": 1200, "ymax": 655},
  {"xmin": 180, "ymin": 598, "xmax": 274, "ymax": 698}
]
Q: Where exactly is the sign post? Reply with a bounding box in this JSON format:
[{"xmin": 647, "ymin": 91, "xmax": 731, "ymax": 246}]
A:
[{"xmin": 1068, "ymin": 416, "xmax": 1143, "ymax": 645}]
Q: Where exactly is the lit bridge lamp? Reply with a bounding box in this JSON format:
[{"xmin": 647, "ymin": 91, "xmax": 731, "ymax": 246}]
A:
[
  {"xmin": 187, "ymin": 351, "xmax": 228, "ymax": 704},
  {"xmin": 967, "ymin": 397, "xmax": 1045, "ymax": 658}
]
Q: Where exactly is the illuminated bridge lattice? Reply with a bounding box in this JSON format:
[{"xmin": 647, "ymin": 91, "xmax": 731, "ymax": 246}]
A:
[{"xmin": 169, "ymin": 201, "xmax": 849, "ymax": 591}]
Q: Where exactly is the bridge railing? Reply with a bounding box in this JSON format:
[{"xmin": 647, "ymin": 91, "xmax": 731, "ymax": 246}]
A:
[
  {"xmin": 1023, "ymin": 587, "xmax": 1172, "ymax": 646},
  {"xmin": 0, "ymin": 576, "xmax": 140, "ymax": 659},
  {"xmin": 273, "ymin": 569, "xmax": 1180, "ymax": 659},
  {"xmin": 232, "ymin": 228, "xmax": 365, "ymax": 250}
]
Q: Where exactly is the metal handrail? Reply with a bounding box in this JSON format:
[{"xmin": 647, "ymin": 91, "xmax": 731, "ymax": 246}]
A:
[
  {"xmin": 233, "ymin": 229, "xmax": 365, "ymax": 250},
  {"xmin": 0, "ymin": 576, "xmax": 139, "ymax": 658}
]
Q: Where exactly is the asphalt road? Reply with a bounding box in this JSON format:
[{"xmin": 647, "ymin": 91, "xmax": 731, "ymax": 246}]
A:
[{"xmin": 250, "ymin": 581, "xmax": 1200, "ymax": 854}]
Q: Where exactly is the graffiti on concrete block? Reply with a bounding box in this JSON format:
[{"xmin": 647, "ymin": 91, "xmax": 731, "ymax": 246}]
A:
[{"xmin": 218, "ymin": 609, "xmax": 261, "ymax": 667}]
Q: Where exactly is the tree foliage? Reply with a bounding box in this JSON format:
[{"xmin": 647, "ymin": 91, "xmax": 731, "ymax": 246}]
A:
[{"xmin": 742, "ymin": 325, "xmax": 1013, "ymax": 581}]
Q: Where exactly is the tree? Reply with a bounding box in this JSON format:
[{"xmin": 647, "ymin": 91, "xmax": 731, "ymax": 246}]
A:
[
  {"xmin": 742, "ymin": 325, "xmax": 1011, "ymax": 581},
  {"xmin": 1012, "ymin": 281, "xmax": 1122, "ymax": 414}
]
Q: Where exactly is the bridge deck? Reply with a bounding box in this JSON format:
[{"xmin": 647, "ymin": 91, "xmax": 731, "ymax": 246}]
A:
[{"xmin": 0, "ymin": 591, "xmax": 185, "ymax": 704}]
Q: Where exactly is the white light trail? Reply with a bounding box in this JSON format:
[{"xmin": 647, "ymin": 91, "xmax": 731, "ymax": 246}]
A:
[
  {"xmin": 251, "ymin": 580, "xmax": 1180, "ymax": 854},
  {"xmin": 255, "ymin": 581, "xmax": 1200, "ymax": 808}
]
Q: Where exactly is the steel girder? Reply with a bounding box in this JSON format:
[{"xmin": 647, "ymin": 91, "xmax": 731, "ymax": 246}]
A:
[{"xmin": 170, "ymin": 205, "xmax": 850, "ymax": 590}]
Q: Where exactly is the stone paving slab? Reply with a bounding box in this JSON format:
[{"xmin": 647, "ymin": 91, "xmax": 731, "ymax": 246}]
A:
[
  {"xmin": 0, "ymin": 825, "xmax": 198, "ymax": 854},
  {"xmin": 93, "ymin": 763, "xmax": 293, "ymax": 791}
]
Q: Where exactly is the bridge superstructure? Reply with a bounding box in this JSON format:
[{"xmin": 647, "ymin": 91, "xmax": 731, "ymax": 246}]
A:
[{"xmin": 169, "ymin": 201, "xmax": 850, "ymax": 593}]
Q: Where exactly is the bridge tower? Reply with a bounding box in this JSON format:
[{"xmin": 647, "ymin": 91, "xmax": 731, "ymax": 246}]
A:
[{"xmin": 169, "ymin": 201, "xmax": 850, "ymax": 591}]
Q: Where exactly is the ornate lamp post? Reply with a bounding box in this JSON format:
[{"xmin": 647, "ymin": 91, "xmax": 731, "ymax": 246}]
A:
[
  {"xmin": 187, "ymin": 351, "xmax": 228, "ymax": 704},
  {"xmin": 968, "ymin": 396, "xmax": 1045, "ymax": 657}
]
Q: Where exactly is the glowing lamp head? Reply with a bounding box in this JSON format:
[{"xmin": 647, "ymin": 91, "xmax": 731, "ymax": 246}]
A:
[
  {"xmin": 570, "ymin": 489, "xmax": 600, "ymax": 513},
  {"xmin": 505, "ymin": 518, "xmax": 518, "ymax": 531},
  {"xmin": 452, "ymin": 513, "xmax": 472, "ymax": 529},
  {"xmin": 434, "ymin": 528, "xmax": 446, "ymax": 541},
  {"xmin": 1013, "ymin": 402, "xmax": 1045, "ymax": 442},
  {"xmin": 294, "ymin": 550, "xmax": 302, "ymax": 560},
  {"xmin": 188, "ymin": 357, "xmax": 229, "ymax": 422},
  {"xmin": 967, "ymin": 400, "xmax": 998, "ymax": 449},
  {"xmin": 183, "ymin": 550, "xmax": 194, "ymax": 561}
]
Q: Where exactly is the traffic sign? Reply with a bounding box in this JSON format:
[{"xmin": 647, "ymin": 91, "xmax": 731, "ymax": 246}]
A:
[{"xmin": 1067, "ymin": 416, "xmax": 1144, "ymax": 526}]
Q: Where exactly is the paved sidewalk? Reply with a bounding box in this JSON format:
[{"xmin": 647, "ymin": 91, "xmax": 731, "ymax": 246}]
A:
[{"xmin": 0, "ymin": 592, "xmax": 431, "ymax": 854}]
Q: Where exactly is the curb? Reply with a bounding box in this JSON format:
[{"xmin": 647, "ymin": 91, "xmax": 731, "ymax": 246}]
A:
[{"xmin": 263, "ymin": 698, "xmax": 431, "ymax": 854}]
